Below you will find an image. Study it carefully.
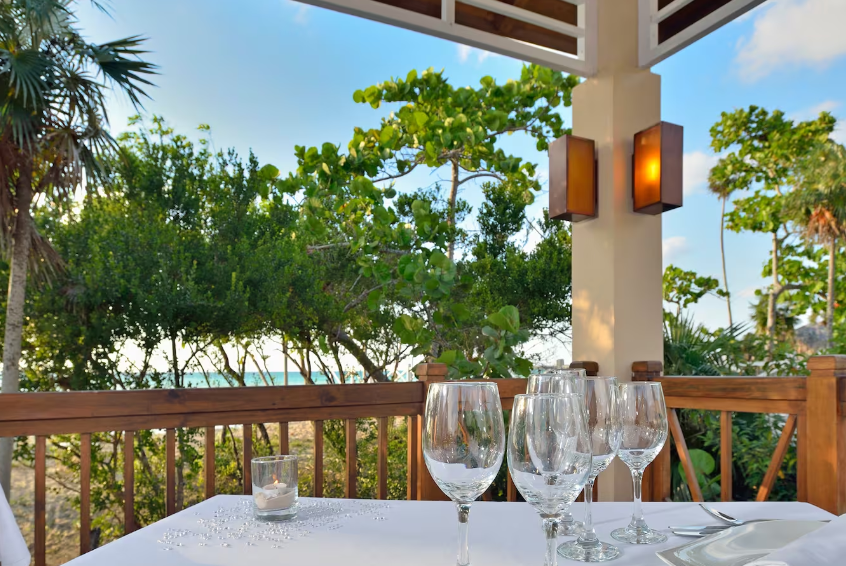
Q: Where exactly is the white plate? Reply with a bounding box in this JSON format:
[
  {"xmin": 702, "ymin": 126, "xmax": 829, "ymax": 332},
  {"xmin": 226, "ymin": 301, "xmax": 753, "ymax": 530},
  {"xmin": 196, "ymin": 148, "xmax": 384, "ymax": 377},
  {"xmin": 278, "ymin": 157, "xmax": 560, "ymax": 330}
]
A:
[{"xmin": 657, "ymin": 520, "xmax": 827, "ymax": 566}]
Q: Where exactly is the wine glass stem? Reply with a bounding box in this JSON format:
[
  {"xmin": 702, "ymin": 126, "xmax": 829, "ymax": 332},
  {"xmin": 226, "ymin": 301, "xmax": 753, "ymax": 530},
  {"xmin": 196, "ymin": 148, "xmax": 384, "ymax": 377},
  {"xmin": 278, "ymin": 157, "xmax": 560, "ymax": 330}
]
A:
[
  {"xmin": 457, "ymin": 503, "xmax": 471, "ymax": 566},
  {"xmin": 542, "ymin": 516, "xmax": 557, "ymax": 566},
  {"xmin": 579, "ymin": 476, "xmax": 598, "ymax": 543},
  {"xmin": 629, "ymin": 469, "xmax": 647, "ymax": 531}
]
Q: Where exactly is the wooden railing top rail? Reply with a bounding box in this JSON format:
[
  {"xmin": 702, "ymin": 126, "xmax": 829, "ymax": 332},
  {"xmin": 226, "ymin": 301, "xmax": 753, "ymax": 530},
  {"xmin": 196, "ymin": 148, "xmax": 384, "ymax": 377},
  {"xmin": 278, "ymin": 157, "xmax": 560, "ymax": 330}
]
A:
[{"xmin": 0, "ymin": 376, "xmax": 531, "ymax": 437}]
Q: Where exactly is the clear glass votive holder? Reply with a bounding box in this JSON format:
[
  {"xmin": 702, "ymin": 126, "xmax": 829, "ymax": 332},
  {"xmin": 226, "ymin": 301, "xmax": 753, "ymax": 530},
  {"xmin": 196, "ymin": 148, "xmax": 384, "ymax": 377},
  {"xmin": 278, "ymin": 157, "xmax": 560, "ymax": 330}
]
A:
[{"xmin": 251, "ymin": 455, "xmax": 298, "ymax": 521}]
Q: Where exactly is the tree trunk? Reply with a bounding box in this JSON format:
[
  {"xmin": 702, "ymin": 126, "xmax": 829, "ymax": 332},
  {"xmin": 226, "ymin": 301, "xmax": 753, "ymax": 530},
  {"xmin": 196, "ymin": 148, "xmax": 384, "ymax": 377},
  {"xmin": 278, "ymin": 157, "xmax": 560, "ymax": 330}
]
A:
[
  {"xmin": 0, "ymin": 168, "xmax": 34, "ymax": 500},
  {"xmin": 332, "ymin": 327, "xmax": 389, "ymax": 382},
  {"xmin": 171, "ymin": 333, "xmax": 180, "ymax": 388},
  {"xmin": 720, "ymin": 196, "xmax": 733, "ymax": 327},
  {"xmin": 766, "ymin": 233, "xmax": 778, "ymax": 358},
  {"xmin": 447, "ymin": 158, "xmax": 459, "ymax": 260},
  {"xmin": 826, "ymin": 238, "xmax": 836, "ymax": 349}
]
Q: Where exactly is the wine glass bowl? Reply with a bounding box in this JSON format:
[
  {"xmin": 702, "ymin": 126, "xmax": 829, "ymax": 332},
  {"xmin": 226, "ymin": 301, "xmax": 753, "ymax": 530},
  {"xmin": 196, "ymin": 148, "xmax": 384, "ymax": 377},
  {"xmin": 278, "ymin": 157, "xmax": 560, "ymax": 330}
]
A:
[{"xmin": 422, "ymin": 382, "xmax": 506, "ymax": 566}]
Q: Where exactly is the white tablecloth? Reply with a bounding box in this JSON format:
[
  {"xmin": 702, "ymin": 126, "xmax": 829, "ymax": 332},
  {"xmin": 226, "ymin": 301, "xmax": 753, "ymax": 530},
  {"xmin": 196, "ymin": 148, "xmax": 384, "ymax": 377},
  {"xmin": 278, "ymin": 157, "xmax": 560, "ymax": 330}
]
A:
[{"xmin": 65, "ymin": 497, "xmax": 834, "ymax": 566}]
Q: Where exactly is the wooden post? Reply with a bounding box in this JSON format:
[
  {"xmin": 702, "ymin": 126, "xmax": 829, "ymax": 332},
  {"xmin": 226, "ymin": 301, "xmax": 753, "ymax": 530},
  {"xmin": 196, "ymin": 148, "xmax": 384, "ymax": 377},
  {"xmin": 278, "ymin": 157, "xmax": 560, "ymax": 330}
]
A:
[
  {"xmin": 413, "ymin": 363, "xmax": 450, "ymax": 501},
  {"xmin": 632, "ymin": 361, "xmax": 670, "ymax": 502},
  {"xmin": 570, "ymin": 361, "xmax": 599, "ymax": 376},
  {"xmin": 806, "ymin": 355, "xmax": 846, "ymax": 514}
]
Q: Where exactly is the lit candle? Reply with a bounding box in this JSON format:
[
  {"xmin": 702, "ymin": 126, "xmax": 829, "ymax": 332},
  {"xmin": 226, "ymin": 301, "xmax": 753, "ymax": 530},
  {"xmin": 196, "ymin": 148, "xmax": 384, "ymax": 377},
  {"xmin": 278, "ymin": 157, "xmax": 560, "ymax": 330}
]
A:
[{"xmin": 254, "ymin": 481, "xmax": 296, "ymax": 510}]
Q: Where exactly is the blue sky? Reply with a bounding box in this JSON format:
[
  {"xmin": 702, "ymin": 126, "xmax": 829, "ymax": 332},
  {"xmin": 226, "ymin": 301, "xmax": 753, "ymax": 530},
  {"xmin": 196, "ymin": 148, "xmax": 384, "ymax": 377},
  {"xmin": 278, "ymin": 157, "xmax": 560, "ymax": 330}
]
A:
[{"xmin": 75, "ymin": 0, "xmax": 846, "ymax": 361}]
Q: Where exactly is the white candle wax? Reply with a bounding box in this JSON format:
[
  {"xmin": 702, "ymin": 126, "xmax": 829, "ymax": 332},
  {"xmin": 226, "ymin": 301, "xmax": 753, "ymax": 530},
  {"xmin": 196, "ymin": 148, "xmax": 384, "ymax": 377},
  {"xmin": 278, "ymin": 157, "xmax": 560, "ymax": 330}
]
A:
[{"xmin": 254, "ymin": 483, "xmax": 296, "ymax": 510}]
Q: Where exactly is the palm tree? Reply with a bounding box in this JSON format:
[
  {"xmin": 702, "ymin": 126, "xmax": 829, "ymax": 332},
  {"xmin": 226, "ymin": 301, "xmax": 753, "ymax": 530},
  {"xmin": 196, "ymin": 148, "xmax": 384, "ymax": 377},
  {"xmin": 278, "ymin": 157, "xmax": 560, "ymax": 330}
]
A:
[
  {"xmin": 792, "ymin": 140, "xmax": 846, "ymax": 349},
  {"xmin": 708, "ymin": 160, "xmax": 735, "ymax": 328},
  {"xmin": 0, "ymin": 0, "xmax": 156, "ymax": 498}
]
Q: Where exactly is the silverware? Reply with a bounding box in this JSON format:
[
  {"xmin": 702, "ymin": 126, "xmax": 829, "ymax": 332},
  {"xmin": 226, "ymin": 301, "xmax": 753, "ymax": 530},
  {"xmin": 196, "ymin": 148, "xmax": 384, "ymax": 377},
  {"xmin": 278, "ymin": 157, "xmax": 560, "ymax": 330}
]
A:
[
  {"xmin": 672, "ymin": 529, "xmax": 722, "ymax": 538},
  {"xmin": 699, "ymin": 504, "xmax": 775, "ymax": 526},
  {"xmin": 668, "ymin": 525, "xmax": 729, "ymax": 531}
]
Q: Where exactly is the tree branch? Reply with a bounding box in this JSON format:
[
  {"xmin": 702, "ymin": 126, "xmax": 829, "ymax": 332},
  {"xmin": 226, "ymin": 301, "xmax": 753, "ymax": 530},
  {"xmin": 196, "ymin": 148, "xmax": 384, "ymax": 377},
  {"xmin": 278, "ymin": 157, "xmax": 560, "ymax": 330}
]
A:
[
  {"xmin": 343, "ymin": 280, "xmax": 398, "ymax": 313},
  {"xmin": 456, "ymin": 172, "xmax": 504, "ymax": 187}
]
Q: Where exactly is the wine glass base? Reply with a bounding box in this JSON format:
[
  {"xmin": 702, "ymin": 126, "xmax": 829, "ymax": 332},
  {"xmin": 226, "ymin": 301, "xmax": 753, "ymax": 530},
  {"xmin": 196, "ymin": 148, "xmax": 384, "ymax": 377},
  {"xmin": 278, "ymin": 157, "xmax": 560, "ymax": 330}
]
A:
[
  {"xmin": 610, "ymin": 526, "xmax": 667, "ymax": 545},
  {"xmin": 557, "ymin": 539, "xmax": 620, "ymax": 562},
  {"xmin": 557, "ymin": 520, "xmax": 585, "ymax": 536}
]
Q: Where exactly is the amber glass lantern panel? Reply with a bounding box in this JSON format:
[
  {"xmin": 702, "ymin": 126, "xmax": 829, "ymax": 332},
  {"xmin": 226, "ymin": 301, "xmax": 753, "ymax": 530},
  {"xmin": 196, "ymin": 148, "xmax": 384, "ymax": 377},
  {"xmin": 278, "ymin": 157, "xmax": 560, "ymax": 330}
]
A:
[
  {"xmin": 633, "ymin": 122, "xmax": 683, "ymax": 215},
  {"xmin": 549, "ymin": 135, "xmax": 596, "ymax": 222}
]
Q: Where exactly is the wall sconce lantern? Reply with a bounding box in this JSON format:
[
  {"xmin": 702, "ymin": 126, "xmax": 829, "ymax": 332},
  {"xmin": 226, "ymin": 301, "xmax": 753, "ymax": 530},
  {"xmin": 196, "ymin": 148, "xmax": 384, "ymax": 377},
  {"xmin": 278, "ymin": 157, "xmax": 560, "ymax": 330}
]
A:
[
  {"xmin": 632, "ymin": 122, "xmax": 683, "ymax": 215},
  {"xmin": 549, "ymin": 134, "xmax": 597, "ymax": 222}
]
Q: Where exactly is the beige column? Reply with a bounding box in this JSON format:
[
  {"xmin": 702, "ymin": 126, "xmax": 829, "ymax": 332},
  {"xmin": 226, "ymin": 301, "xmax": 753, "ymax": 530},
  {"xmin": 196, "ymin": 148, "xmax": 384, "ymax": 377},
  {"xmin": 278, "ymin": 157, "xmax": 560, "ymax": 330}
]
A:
[{"xmin": 571, "ymin": 0, "xmax": 664, "ymax": 501}]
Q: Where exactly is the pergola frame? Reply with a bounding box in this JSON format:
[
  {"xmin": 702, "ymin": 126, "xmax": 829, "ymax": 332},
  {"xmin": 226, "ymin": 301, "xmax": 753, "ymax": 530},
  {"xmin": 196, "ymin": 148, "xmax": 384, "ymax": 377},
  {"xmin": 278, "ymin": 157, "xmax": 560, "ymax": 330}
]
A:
[{"xmin": 301, "ymin": 0, "xmax": 768, "ymax": 77}]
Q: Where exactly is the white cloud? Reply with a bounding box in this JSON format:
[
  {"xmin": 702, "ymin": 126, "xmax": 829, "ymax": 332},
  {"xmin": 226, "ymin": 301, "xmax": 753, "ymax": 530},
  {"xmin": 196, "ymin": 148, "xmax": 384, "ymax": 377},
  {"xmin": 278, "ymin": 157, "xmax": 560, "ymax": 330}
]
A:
[
  {"xmin": 456, "ymin": 44, "xmax": 497, "ymax": 64},
  {"xmin": 683, "ymin": 151, "xmax": 720, "ymax": 196},
  {"xmin": 285, "ymin": 1, "xmax": 310, "ymax": 25},
  {"xmin": 738, "ymin": 286, "xmax": 760, "ymax": 298},
  {"xmin": 662, "ymin": 236, "xmax": 689, "ymax": 263},
  {"xmin": 458, "ymin": 44, "xmax": 472, "ymax": 63},
  {"xmin": 735, "ymin": 0, "xmax": 846, "ymax": 81}
]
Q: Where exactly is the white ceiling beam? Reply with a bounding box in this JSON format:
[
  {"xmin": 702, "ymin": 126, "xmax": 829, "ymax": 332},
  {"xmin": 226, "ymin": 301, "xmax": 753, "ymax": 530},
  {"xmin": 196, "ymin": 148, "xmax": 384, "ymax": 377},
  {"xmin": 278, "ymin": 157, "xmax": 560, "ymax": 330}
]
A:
[
  {"xmin": 299, "ymin": 0, "xmax": 595, "ymax": 76},
  {"xmin": 639, "ymin": 0, "xmax": 769, "ymax": 68},
  {"xmin": 460, "ymin": 0, "xmax": 584, "ymax": 38},
  {"xmin": 653, "ymin": 0, "xmax": 696, "ymax": 23}
]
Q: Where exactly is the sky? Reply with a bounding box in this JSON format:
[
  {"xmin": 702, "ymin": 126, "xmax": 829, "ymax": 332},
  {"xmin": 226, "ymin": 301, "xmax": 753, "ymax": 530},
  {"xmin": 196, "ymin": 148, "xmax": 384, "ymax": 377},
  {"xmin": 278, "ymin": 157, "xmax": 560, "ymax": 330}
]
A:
[{"xmin": 72, "ymin": 0, "xmax": 846, "ymax": 366}]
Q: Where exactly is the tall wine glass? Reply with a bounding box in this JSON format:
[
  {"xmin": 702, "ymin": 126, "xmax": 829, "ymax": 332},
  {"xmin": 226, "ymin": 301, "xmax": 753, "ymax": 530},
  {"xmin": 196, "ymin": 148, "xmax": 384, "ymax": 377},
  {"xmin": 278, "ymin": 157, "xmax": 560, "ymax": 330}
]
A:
[
  {"xmin": 508, "ymin": 394, "xmax": 592, "ymax": 566},
  {"xmin": 423, "ymin": 382, "xmax": 506, "ymax": 566},
  {"xmin": 526, "ymin": 369, "xmax": 587, "ymax": 395},
  {"xmin": 526, "ymin": 369, "xmax": 586, "ymax": 536},
  {"xmin": 610, "ymin": 382, "xmax": 668, "ymax": 545},
  {"xmin": 558, "ymin": 377, "xmax": 622, "ymax": 562}
]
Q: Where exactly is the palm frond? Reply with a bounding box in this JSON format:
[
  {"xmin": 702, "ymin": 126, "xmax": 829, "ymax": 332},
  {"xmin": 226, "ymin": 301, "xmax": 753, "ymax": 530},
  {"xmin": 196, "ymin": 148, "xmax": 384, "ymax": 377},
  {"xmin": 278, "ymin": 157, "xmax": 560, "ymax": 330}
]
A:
[
  {"xmin": 88, "ymin": 35, "xmax": 158, "ymax": 107},
  {"xmin": 3, "ymin": 47, "xmax": 52, "ymax": 106}
]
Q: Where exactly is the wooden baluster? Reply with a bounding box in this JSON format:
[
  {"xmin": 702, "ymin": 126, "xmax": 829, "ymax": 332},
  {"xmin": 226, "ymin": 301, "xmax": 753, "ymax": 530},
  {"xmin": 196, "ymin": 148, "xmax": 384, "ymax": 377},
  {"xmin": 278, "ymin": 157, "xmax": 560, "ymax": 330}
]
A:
[
  {"xmin": 650, "ymin": 443, "xmax": 672, "ymax": 502},
  {"xmin": 35, "ymin": 435, "xmax": 46, "ymax": 566},
  {"xmin": 243, "ymin": 424, "xmax": 253, "ymax": 495},
  {"xmin": 124, "ymin": 431, "xmax": 135, "ymax": 534},
  {"xmin": 506, "ymin": 470, "xmax": 517, "ymax": 502},
  {"xmin": 166, "ymin": 428, "xmax": 176, "ymax": 516},
  {"xmin": 668, "ymin": 409, "xmax": 703, "ymax": 502},
  {"xmin": 797, "ymin": 414, "xmax": 808, "ymax": 502},
  {"xmin": 345, "ymin": 419, "xmax": 357, "ymax": 498},
  {"xmin": 314, "ymin": 420, "xmax": 324, "ymax": 497},
  {"xmin": 204, "ymin": 426, "xmax": 215, "ymax": 499},
  {"xmin": 756, "ymin": 414, "xmax": 797, "ymax": 502},
  {"xmin": 377, "ymin": 417, "xmax": 388, "ymax": 500},
  {"xmin": 406, "ymin": 415, "xmax": 418, "ymax": 501},
  {"xmin": 279, "ymin": 422, "xmax": 289, "ymax": 455},
  {"xmin": 80, "ymin": 433, "xmax": 91, "ymax": 555},
  {"xmin": 721, "ymin": 411, "xmax": 733, "ymax": 502}
]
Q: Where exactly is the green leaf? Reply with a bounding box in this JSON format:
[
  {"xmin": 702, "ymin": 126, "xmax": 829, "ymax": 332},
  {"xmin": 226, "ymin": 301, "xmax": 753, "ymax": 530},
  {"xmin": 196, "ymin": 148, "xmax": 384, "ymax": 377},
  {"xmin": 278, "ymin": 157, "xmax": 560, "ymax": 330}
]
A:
[
  {"xmin": 487, "ymin": 312, "xmax": 508, "ymax": 331},
  {"xmin": 429, "ymin": 250, "xmax": 450, "ymax": 270},
  {"xmin": 678, "ymin": 448, "xmax": 716, "ymax": 486},
  {"xmin": 498, "ymin": 305, "xmax": 520, "ymax": 333},
  {"xmin": 258, "ymin": 164, "xmax": 279, "ymax": 180},
  {"xmin": 436, "ymin": 350, "xmax": 457, "ymax": 365},
  {"xmin": 414, "ymin": 112, "xmax": 429, "ymax": 127},
  {"xmin": 367, "ymin": 289, "xmax": 382, "ymax": 311}
]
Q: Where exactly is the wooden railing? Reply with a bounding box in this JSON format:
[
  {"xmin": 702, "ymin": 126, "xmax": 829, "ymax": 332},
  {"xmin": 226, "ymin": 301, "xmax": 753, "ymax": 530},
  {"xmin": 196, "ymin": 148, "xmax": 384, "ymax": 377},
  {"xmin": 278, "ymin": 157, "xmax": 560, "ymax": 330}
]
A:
[
  {"xmin": 0, "ymin": 363, "xmax": 528, "ymax": 566},
  {"xmin": 4, "ymin": 356, "xmax": 843, "ymax": 565},
  {"xmin": 634, "ymin": 355, "xmax": 846, "ymax": 515}
]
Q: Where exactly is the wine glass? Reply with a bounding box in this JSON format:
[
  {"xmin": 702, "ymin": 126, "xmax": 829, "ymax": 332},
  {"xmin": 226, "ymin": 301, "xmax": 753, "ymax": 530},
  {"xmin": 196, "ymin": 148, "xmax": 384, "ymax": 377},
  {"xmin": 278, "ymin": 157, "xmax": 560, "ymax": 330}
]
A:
[
  {"xmin": 422, "ymin": 382, "xmax": 506, "ymax": 566},
  {"xmin": 526, "ymin": 369, "xmax": 587, "ymax": 395},
  {"xmin": 558, "ymin": 377, "xmax": 622, "ymax": 562},
  {"xmin": 508, "ymin": 394, "xmax": 592, "ymax": 566},
  {"xmin": 526, "ymin": 369, "xmax": 586, "ymax": 535},
  {"xmin": 610, "ymin": 382, "xmax": 668, "ymax": 545}
]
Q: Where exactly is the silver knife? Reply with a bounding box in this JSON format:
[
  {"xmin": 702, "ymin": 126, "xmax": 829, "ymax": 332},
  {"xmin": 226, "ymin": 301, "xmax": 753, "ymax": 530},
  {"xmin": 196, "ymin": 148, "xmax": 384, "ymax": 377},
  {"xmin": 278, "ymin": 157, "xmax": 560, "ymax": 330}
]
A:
[
  {"xmin": 668, "ymin": 525, "xmax": 729, "ymax": 531},
  {"xmin": 672, "ymin": 529, "xmax": 724, "ymax": 537}
]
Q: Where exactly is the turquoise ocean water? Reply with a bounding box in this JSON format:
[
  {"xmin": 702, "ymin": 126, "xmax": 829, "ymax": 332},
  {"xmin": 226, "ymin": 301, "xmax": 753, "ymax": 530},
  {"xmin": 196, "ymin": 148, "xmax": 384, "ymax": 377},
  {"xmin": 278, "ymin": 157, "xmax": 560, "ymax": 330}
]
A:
[{"xmin": 181, "ymin": 370, "xmax": 417, "ymax": 388}]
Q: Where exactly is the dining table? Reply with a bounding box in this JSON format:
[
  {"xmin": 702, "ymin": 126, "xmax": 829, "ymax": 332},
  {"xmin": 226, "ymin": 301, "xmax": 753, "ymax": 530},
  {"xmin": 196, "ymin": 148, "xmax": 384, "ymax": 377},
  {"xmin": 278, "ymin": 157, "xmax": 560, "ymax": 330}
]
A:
[{"xmin": 64, "ymin": 496, "xmax": 835, "ymax": 566}]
